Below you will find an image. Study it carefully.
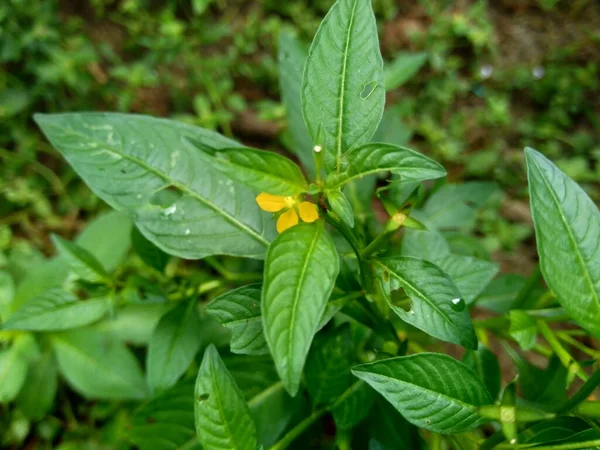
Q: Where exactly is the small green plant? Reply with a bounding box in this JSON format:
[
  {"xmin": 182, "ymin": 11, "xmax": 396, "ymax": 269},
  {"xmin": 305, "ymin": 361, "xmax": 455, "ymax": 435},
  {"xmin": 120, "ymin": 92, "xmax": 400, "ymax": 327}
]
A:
[{"xmin": 1, "ymin": 0, "xmax": 599, "ymax": 448}]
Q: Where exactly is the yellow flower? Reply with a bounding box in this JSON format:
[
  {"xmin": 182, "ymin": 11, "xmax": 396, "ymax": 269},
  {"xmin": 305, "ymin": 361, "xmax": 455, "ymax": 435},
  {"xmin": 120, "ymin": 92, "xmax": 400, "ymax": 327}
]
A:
[{"xmin": 256, "ymin": 193, "xmax": 319, "ymax": 233}]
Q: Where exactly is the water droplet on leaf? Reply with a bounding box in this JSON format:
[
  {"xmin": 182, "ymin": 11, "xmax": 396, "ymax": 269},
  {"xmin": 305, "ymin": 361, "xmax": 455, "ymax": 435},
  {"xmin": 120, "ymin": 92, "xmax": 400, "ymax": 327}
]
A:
[{"xmin": 450, "ymin": 297, "xmax": 465, "ymax": 311}]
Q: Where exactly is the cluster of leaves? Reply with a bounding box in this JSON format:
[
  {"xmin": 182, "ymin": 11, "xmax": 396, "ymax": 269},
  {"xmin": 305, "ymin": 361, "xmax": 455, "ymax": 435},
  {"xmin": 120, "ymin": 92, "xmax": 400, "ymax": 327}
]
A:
[{"xmin": 2, "ymin": 0, "xmax": 600, "ymax": 449}]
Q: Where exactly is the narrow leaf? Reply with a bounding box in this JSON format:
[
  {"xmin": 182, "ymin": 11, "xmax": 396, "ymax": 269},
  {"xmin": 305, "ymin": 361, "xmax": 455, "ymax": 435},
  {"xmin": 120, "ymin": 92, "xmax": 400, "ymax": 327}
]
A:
[
  {"xmin": 147, "ymin": 300, "xmax": 202, "ymax": 393},
  {"xmin": 331, "ymin": 380, "xmax": 375, "ymax": 429},
  {"xmin": 302, "ymin": 0, "xmax": 385, "ymax": 173},
  {"xmin": 384, "ymin": 52, "xmax": 428, "ymax": 90},
  {"xmin": 194, "ymin": 345, "xmax": 257, "ymax": 450},
  {"xmin": 52, "ymin": 234, "xmax": 110, "ymax": 283},
  {"xmin": 35, "ymin": 113, "xmax": 273, "ymax": 260},
  {"xmin": 326, "ymin": 143, "xmax": 446, "ymax": 189},
  {"xmin": 328, "ymin": 189, "xmax": 355, "ymax": 228},
  {"xmin": 509, "ymin": 310, "xmax": 537, "ymax": 350},
  {"xmin": 52, "ymin": 329, "xmax": 148, "ymax": 400},
  {"xmin": 2, "ymin": 289, "xmax": 109, "ymax": 331},
  {"xmin": 16, "ymin": 350, "xmax": 58, "ymax": 420},
  {"xmin": 262, "ymin": 223, "xmax": 340, "ymax": 395},
  {"xmin": 376, "ymin": 257, "xmax": 477, "ymax": 349},
  {"xmin": 525, "ymin": 148, "xmax": 600, "ymax": 338},
  {"xmin": 189, "ymin": 141, "xmax": 308, "ymax": 196},
  {"xmin": 353, "ymin": 353, "xmax": 492, "ymax": 433},
  {"xmin": 0, "ymin": 344, "xmax": 28, "ymax": 403},
  {"xmin": 206, "ymin": 284, "xmax": 268, "ymax": 356}
]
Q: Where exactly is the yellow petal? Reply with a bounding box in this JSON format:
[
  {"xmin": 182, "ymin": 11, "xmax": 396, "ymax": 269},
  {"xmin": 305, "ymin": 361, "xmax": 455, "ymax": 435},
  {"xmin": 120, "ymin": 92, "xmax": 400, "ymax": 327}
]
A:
[
  {"xmin": 276, "ymin": 208, "xmax": 298, "ymax": 233},
  {"xmin": 256, "ymin": 193, "xmax": 286, "ymax": 212},
  {"xmin": 298, "ymin": 202, "xmax": 319, "ymax": 223}
]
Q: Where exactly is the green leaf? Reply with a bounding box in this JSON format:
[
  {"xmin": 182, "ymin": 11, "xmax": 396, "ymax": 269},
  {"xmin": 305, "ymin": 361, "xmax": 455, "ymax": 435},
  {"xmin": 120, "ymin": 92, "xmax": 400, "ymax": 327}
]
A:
[
  {"xmin": 375, "ymin": 257, "xmax": 477, "ymax": 349},
  {"xmin": 525, "ymin": 148, "xmax": 600, "ymax": 338},
  {"xmin": 518, "ymin": 417, "xmax": 595, "ymax": 446},
  {"xmin": 462, "ymin": 346, "xmax": 501, "ymax": 400},
  {"xmin": 328, "ymin": 189, "xmax": 355, "ymax": 228},
  {"xmin": 302, "ymin": 0, "xmax": 385, "ymax": 173},
  {"xmin": 188, "ymin": 141, "xmax": 308, "ymax": 196},
  {"xmin": 76, "ymin": 210, "xmax": 132, "ymax": 272},
  {"xmin": 326, "ymin": 143, "xmax": 446, "ymax": 189},
  {"xmin": 147, "ymin": 300, "xmax": 202, "ymax": 394},
  {"xmin": 353, "ymin": 353, "xmax": 492, "ymax": 434},
  {"xmin": 401, "ymin": 228, "xmax": 450, "ymax": 260},
  {"xmin": 331, "ymin": 380, "xmax": 375, "ymax": 429},
  {"xmin": 130, "ymin": 380, "xmax": 200, "ymax": 450},
  {"xmin": 435, "ymin": 254, "xmax": 499, "ymax": 305},
  {"xmin": 248, "ymin": 381, "xmax": 296, "ymax": 448},
  {"xmin": 509, "ymin": 310, "xmax": 537, "ymax": 350},
  {"xmin": 206, "ymin": 284, "xmax": 268, "ymax": 356},
  {"xmin": 2, "ymin": 289, "xmax": 109, "ymax": 331},
  {"xmin": 0, "ymin": 270, "xmax": 15, "ymax": 320},
  {"xmin": 16, "ymin": 350, "xmax": 58, "ymax": 420},
  {"xmin": 52, "ymin": 234, "xmax": 110, "ymax": 283},
  {"xmin": 131, "ymin": 226, "xmax": 170, "ymax": 272},
  {"xmin": 305, "ymin": 325, "xmax": 353, "ymax": 406},
  {"xmin": 194, "ymin": 345, "xmax": 257, "ymax": 450},
  {"xmin": 278, "ymin": 32, "xmax": 315, "ymax": 175},
  {"xmin": 34, "ymin": 113, "xmax": 273, "ymax": 260},
  {"xmin": 52, "ymin": 329, "xmax": 148, "ymax": 400},
  {"xmin": 360, "ymin": 399, "xmax": 423, "ymax": 449},
  {"xmin": 372, "ymin": 107, "xmax": 413, "ymax": 147},
  {"xmin": 384, "ymin": 52, "xmax": 428, "ymax": 90},
  {"xmin": 0, "ymin": 343, "xmax": 28, "ymax": 403},
  {"xmin": 476, "ymin": 274, "xmax": 526, "ymax": 313},
  {"xmin": 262, "ymin": 223, "xmax": 340, "ymax": 395}
]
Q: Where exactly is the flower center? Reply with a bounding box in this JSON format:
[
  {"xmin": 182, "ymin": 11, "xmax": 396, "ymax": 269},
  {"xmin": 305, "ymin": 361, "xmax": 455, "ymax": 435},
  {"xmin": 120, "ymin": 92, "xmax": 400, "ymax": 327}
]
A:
[{"xmin": 283, "ymin": 196, "xmax": 296, "ymax": 208}]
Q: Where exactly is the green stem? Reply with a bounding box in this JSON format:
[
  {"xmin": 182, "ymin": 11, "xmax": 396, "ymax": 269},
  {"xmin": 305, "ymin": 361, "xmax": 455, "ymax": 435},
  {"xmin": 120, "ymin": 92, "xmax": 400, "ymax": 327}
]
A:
[
  {"xmin": 573, "ymin": 401, "xmax": 600, "ymax": 419},
  {"xmin": 495, "ymin": 440, "xmax": 600, "ymax": 449},
  {"xmin": 269, "ymin": 407, "xmax": 327, "ymax": 450},
  {"xmin": 360, "ymin": 230, "xmax": 393, "ymax": 259},
  {"xmin": 537, "ymin": 321, "xmax": 588, "ymax": 384},
  {"xmin": 557, "ymin": 368, "xmax": 600, "ymax": 414}
]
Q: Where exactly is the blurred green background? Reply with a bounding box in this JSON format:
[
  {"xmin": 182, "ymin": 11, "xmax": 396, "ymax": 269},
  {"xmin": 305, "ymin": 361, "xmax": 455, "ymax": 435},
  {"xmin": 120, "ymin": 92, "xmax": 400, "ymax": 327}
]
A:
[{"xmin": 1, "ymin": 0, "xmax": 599, "ymax": 271}]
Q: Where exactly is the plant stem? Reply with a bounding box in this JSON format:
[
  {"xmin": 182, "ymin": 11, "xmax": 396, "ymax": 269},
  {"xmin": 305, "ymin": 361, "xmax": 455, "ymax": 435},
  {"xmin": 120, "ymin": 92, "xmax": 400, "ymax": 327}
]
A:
[
  {"xmin": 573, "ymin": 401, "xmax": 600, "ymax": 418},
  {"xmin": 495, "ymin": 439, "xmax": 600, "ymax": 449},
  {"xmin": 360, "ymin": 230, "xmax": 392, "ymax": 259},
  {"xmin": 537, "ymin": 320, "xmax": 588, "ymax": 384},
  {"xmin": 270, "ymin": 407, "xmax": 327, "ymax": 450}
]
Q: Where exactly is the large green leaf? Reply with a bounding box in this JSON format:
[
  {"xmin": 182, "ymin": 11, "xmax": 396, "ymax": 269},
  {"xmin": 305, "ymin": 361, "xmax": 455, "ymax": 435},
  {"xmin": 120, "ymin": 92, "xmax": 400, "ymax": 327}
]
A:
[
  {"xmin": 262, "ymin": 223, "xmax": 339, "ymax": 395},
  {"xmin": 302, "ymin": 0, "xmax": 385, "ymax": 173},
  {"xmin": 2, "ymin": 289, "xmax": 109, "ymax": 331},
  {"xmin": 189, "ymin": 142, "xmax": 308, "ymax": 196},
  {"xmin": 375, "ymin": 257, "xmax": 477, "ymax": 349},
  {"xmin": 326, "ymin": 143, "xmax": 446, "ymax": 189},
  {"xmin": 525, "ymin": 148, "xmax": 600, "ymax": 338},
  {"xmin": 278, "ymin": 32, "xmax": 315, "ymax": 175},
  {"xmin": 130, "ymin": 380, "xmax": 200, "ymax": 450},
  {"xmin": 52, "ymin": 329, "xmax": 148, "ymax": 400},
  {"xmin": 147, "ymin": 301, "xmax": 202, "ymax": 394},
  {"xmin": 206, "ymin": 284, "xmax": 268, "ymax": 356},
  {"xmin": 194, "ymin": 345, "xmax": 257, "ymax": 450},
  {"xmin": 16, "ymin": 350, "xmax": 58, "ymax": 420},
  {"xmin": 353, "ymin": 353, "xmax": 492, "ymax": 434},
  {"xmin": 305, "ymin": 325, "xmax": 353, "ymax": 406},
  {"xmin": 34, "ymin": 113, "xmax": 273, "ymax": 260}
]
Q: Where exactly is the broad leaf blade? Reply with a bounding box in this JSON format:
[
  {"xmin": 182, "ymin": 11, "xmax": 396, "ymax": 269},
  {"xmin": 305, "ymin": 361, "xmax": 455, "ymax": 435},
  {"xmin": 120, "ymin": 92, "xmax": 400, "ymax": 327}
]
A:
[
  {"xmin": 194, "ymin": 345, "xmax": 257, "ymax": 450},
  {"xmin": 525, "ymin": 148, "xmax": 600, "ymax": 338},
  {"xmin": 326, "ymin": 143, "xmax": 446, "ymax": 189},
  {"xmin": 279, "ymin": 32, "xmax": 315, "ymax": 175},
  {"xmin": 35, "ymin": 113, "xmax": 273, "ymax": 260},
  {"xmin": 262, "ymin": 223, "xmax": 340, "ymax": 395},
  {"xmin": 147, "ymin": 301, "xmax": 202, "ymax": 393},
  {"xmin": 376, "ymin": 257, "xmax": 477, "ymax": 349},
  {"xmin": 302, "ymin": 0, "xmax": 385, "ymax": 173},
  {"xmin": 52, "ymin": 329, "xmax": 148, "ymax": 400},
  {"xmin": 2, "ymin": 289, "xmax": 109, "ymax": 331},
  {"xmin": 352, "ymin": 353, "xmax": 492, "ymax": 433},
  {"xmin": 206, "ymin": 284, "xmax": 268, "ymax": 356},
  {"xmin": 189, "ymin": 142, "xmax": 308, "ymax": 196},
  {"xmin": 435, "ymin": 254, "xmax": 499, "ymax": 305},
  {"xmin": 331, "ymin": 380, "xmax": 375, "ymax": 429}
]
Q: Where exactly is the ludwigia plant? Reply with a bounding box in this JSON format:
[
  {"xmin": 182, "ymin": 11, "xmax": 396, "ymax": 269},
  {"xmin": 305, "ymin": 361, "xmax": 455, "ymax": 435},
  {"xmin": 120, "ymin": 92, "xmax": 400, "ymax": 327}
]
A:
[{"xmin": 1, "ymin": 0, "xmax": 597, "ymax": 448}]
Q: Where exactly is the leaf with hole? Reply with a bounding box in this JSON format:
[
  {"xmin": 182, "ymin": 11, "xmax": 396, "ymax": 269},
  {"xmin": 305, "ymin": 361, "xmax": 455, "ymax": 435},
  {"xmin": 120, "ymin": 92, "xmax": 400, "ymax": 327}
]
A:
[
  {"xmin": 262, "ymin": 223, "xmax": 339, "ymax": 395},
  {"xmin": 525, "ymin": 148, "xmax": 600, "ymax": 338},
  {"xmin": 35, "ymin": 113, "xmax": 273, "ymax": 260},
  {"xmin": 353, "ymin": 353, "xmax": 492, "ymax": 433},
  {"xmin": 194, "ymin": 345, "xmax": 257, "ymax": 450},
  {"xmin": 302, "ymin": 0, "xmax": 385, "ymax": 173},
  {"xmin": 206, "ymin": 284, "xmax": 268, "ymax": 356},
  {"xmin": 376, "ymin": 257, "xmax": 477, "ymax": 349}
]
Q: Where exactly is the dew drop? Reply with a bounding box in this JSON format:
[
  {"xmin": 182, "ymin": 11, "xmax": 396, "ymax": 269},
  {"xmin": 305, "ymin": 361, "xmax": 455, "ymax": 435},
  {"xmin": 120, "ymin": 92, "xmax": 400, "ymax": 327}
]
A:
[
  {"xmin": 450, "ymin": 297, "xmax": 465, "ymax": 312},
  {"xmin": 163, "ymin": 204, "xmax": 177, "ymax": 217},
  {"xmin": 184, "ymin": 228, "xmax": 191, "ymax": 235}
]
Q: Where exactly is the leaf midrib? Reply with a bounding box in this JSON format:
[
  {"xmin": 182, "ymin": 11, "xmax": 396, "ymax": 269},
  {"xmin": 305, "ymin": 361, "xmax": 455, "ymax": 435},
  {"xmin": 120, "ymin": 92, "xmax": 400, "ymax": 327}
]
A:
[
  {"xmin": 47, "ymin": 124, "xmax": 269, "ymax": 247},
  {"xmin": 335, "ymin": 0, "xmax": 360, "ymax": 172},
  {"xmin": 530, "ymin": 156, "xmax": 600, "ymax": 310}
]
